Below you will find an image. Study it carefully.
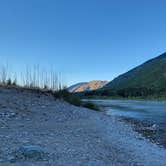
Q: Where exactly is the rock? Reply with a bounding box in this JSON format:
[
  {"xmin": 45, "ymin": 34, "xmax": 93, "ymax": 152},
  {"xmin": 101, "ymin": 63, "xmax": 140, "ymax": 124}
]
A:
[
  {"xmin": 8, "ymin": 155, "xmax": 16, "ymax": 163},
  {"xmin": 0, "ymin": 110, "xmax": 17, "ymax": 119},
  {"xmin": 15, "ymin": 145, "xmax": 47, "ymax": 160},
  {"xmin": 0, "ymin": 120, "xmax": 8, "ymax": 128},
  {"xmin": 9, "ymin": 112, "xmax": 17, "ymax": 118}
]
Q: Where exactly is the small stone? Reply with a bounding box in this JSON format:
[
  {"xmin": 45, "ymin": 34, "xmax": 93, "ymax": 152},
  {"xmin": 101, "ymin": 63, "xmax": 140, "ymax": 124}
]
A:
[
  {"xmin": 8, "ymin": 156, "xmax": 16, "ymax": 163},
  {"xmin": 0, "ymin": 158, "xmax": 4, "ymax": 162},
  {"xmin": 16, "ymin": 145, "xmax": 46, "ymax": 160},
  {"xmin": 9, "ymin": 112, "xmax": 17, "ymax": 118}
]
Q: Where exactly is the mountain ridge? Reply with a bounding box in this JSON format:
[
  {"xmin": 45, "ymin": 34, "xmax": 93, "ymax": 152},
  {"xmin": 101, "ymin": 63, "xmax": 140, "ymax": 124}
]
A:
[
  {"xmin": 80, "ymin": 52, "xmax": 166, "ymax": 98},
  {"xmin": 68, "ymin": 80, "xmax": 108, "ymax": 92},
  {"xmin": 103, "ymin": 52, "xmax": 166, "ymax": 91}
]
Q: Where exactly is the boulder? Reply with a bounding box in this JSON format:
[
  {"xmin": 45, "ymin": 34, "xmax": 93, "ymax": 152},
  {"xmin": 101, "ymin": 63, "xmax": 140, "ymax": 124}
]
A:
[{"xmin": 15, "ymin": 145, "xmax": 47, "ymax": 160}]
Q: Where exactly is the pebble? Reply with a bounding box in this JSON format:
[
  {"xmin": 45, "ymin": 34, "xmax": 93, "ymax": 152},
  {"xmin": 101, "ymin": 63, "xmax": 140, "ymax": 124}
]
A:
[{"xmin": 15, "ymin": 145, "xmax": 47, "ymax": 160}]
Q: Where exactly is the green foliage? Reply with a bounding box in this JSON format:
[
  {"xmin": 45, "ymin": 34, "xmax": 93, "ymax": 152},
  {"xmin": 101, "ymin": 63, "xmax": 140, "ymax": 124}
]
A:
[
  {"xmin": 6, "ymin": 79, "xmax": 12, "ymax": 86},
  {"xmin": 12, "ymin": 79, "xmax": 17, "ymax": 86},
  {"xmin": 44, "ymin": 85, "xmax": 49, "ymax": 90},
  {"xmin": 54, "ymin": 89, "xmax": 82, "ymax": 106},
  {"xmin": 81, "ymin": 52, "xmax": 166, "ymax": 99},
  {"xmin": 104, "ymin": 53, "xmax": 166, "ymax": 91},
  {"xmin": 54, "ymin": 89, "xmax": 100, "ymax": 110},
  {"xmin": 82, "ymin": 101, "xmax": 100, "ymax": 111}
]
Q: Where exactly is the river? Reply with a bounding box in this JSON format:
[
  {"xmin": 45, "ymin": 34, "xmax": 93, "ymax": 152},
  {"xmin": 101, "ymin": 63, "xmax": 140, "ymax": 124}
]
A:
[{"xmin": 89, "ymin": 99, "xmax": 166, "ymax": 148}]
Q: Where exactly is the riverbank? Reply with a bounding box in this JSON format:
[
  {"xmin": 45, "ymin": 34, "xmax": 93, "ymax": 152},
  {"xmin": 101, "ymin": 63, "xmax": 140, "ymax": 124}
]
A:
[
  {"xmin": 81, "ymin": 95, "xmax": 166, "ymax": 101},
  {"xmin": 89, "ymin": 99, "xmax": 166, "ymax": 149},
  {"xmin": 0, "ymin": 87, "xmax": 166, "ymax": 165},
  {"xmin": 121, "ymin": 116, "xmax": 166, "ymax": 149}
]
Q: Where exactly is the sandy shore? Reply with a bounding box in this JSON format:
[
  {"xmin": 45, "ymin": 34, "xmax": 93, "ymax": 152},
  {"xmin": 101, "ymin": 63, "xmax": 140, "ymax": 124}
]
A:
[{"xmin": 0, "ymin": 87, "xmax": 166, "ymax": 166}]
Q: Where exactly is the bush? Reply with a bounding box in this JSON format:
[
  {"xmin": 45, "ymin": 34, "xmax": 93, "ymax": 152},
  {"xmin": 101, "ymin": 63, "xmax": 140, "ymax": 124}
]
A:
[
  {"xmin": 12, "ymin": 79, "xmax": 17, "ymax": 86},
  {"xmin": 54, "ymin": 89, "xmax": 82, "ymax": 106},
  {"xmin": 54, "ymin": 89, "xmax": 100, "ymax": 110},
  {"xmin": 82, "ymin": 101, "xmax": 100, "ymax": 111},
  {"xmin": 7, "ymin": 79, "xmax": 12, "ymax": 86}
]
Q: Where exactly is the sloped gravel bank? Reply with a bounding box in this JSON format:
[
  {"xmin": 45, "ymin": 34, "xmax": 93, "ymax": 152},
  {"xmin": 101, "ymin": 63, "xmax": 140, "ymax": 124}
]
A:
[{"xmin": 0, "ymin": 87, "xmax": 165, "ymax": 166}]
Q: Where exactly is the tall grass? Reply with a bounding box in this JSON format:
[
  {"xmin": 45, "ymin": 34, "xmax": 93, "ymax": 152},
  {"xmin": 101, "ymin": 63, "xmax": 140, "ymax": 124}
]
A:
[
  {"xmin": 0, "ymin": 63, "xmax": 65, "ymax": 91},
  {"xmin": 53, "ymin": 89, "xmax": 100, "ymax": 111},
  {"xmin": 0, "ymin": 63, "xmax": 100, "ymax": 111}
]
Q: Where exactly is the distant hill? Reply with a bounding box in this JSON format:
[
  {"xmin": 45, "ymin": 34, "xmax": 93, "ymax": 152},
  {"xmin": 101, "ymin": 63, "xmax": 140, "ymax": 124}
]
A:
[
  {"xmin": 82, "ymin": 52, "xmax": 166, "ymax": 98},
  {"xmin": 68, "ymin": 80, "xmax": 108, "ymax": 93},
  {"xmin": 67, "ymin": 82, "xmax": 88, "ymax": 92},
  {"xmin": 104, "ymin": 52, "xmax": 166, "ymax": 90}
]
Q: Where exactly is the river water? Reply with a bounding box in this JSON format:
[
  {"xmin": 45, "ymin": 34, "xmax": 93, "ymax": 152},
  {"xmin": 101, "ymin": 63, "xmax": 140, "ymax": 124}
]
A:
[{"xmin": 90, "ymin": 99, "xmax": 166, "ymax": 148}]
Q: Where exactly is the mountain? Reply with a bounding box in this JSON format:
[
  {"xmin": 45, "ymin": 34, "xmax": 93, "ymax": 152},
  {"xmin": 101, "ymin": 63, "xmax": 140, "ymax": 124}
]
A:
[
  {"xmin": 104, "ymin": 52, "xmax": 166, "ymax": 91},
  {"xmin": 68, "ymin": 80, "xmax": 108, "ymax": 93},
  {"xmin": 68, "ymin": 82, "xmax": 88, "ymax": 92},
  {"xmin": 80, "ymin": 52, "xmax": 166, "ymax": 98}
]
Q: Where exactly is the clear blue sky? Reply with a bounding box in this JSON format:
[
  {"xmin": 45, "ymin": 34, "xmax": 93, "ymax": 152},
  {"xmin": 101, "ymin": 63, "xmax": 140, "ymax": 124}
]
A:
[{"xmin": 0, "ymin": 0, "xmax": 166, "ymax": 86}]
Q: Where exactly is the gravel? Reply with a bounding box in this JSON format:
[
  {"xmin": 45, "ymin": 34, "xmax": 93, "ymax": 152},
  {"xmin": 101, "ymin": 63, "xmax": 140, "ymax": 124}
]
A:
[{"xmin": 0, "ymin": 87, "xmax": 165, "ymax": 166}]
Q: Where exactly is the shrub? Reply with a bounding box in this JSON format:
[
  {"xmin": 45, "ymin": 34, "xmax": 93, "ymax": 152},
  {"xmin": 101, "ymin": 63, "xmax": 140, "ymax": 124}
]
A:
[
  {"xmin": 7, "ymin": 79, "xmax": 12, "ymax": 86},
  {"xmin": 53, "ymin": 89, "xmax": 100, "ymax": 110},
  {"xmin": 54, "ymin": 89, "xmax": 82, "ymax": 106},
  {"xmin": 12, "ymin": 79, "xmax": 17, "ymax": 86},
  {"xmin": 82, "ymin": 101, "xmax": 100, "ymax": 111}
]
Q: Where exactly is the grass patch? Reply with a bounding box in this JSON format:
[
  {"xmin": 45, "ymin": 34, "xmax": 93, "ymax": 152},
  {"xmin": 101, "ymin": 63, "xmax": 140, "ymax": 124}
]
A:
[
  {"xmin": 81, "ymin": 101, "xmax": 100, "ymax": 111},
  {"xmin": 54, "ymin": 89, "xmax": 82, "ymax": 106},
  {"xmin": 54, "ymin": 89, "xmax": 100, "ymax": 111},
  {"xmin": 0, "ymin": 63, "xmax": 100, "ymax": 111}
]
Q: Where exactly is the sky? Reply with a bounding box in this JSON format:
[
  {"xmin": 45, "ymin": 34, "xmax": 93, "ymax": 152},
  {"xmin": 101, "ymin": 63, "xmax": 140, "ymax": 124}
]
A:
[{"xmin": 0, "ymin": 0, "xmax": 166, "ymax": 86}]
